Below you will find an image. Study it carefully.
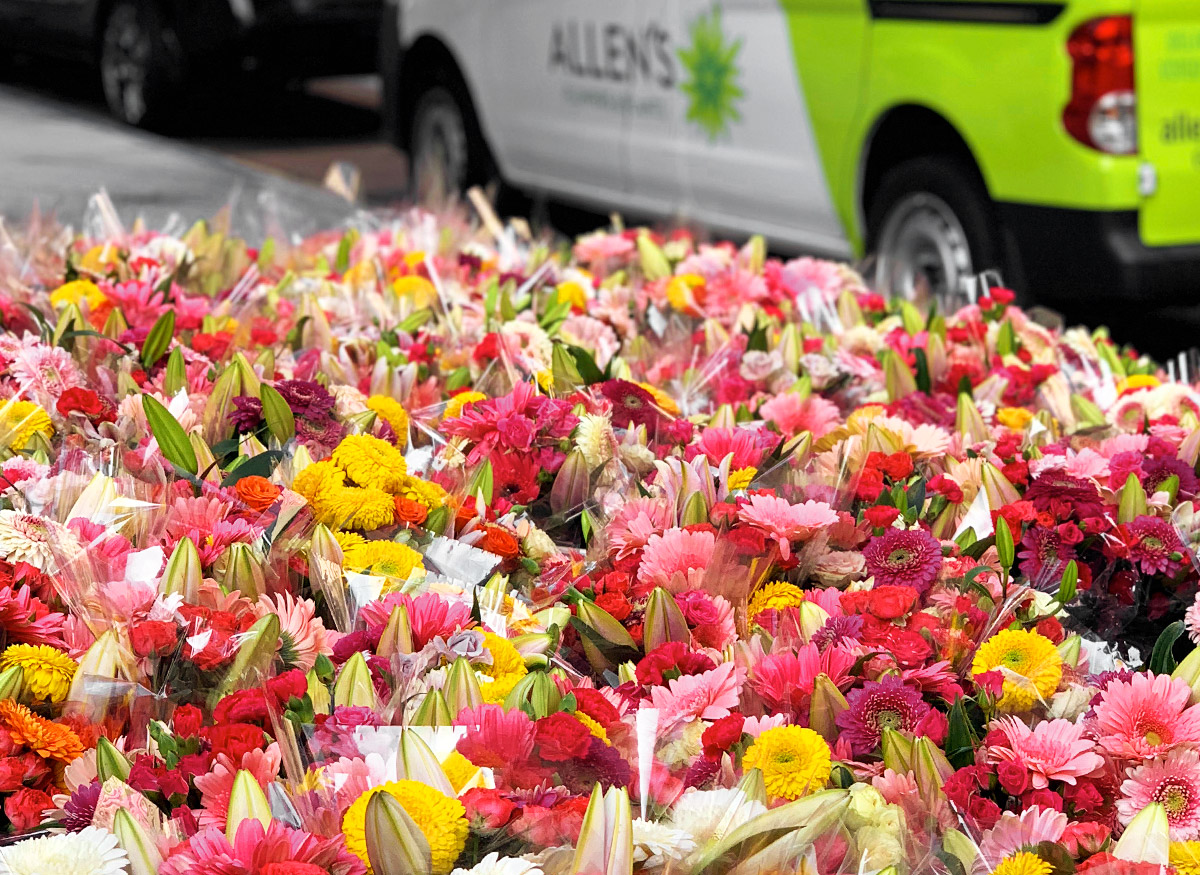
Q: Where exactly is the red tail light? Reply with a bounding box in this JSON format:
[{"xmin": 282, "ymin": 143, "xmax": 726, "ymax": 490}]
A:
[{"xmin": 1063, "ymin": 15, "xmax": 1137, "ymax": 154}]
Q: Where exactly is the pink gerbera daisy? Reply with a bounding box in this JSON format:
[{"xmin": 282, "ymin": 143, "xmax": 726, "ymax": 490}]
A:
[
  {"xmin": 691, "ymin": 427, "xmax": 769, "ymax": 470},
  {"xmin": 636, "ymin": 527, "xmax": 716, "ymax": 592},
  {"xmin": 862, "ymin": 528, "xmax": 943, "ymax": 593},
  {"xmin": 749, "ymin": 642, "xmax": 857, "ymax": 720},
  {"xmin": 758, "ymin": 392, "xmax": 841, "ymax": 439},
  {"xmin": 988, "ymin": 716, "xmax": 1104, "ymax": 789},
  {"xmin": 607, "ymin": 497, "xmax": 674, "ymax": 562},
  {"xmin": 253, "ymin": 592, "xmax": 329, "ymax": 672},
  {"xmin": 737, "ymin": 495, "xmax": 838, "ymax": 559},
  {"xmin": 160, "ymin": 819, "xmax": 365, "ymax": 875},
  {"xmin": 1092, "ymin": 672, "xmax": 1200, "ymax": 759},
  {"xmin": 978, "ymin": 805, "xmax": 1068, "ymax": 870},
  {"xmin": 1118, "ymin": 748, "xmax": 1200, "ymax": 840},
  {"xmin": 836, "ymin": 676, "xmax": 931, "ymax": 756},
  {"xmin": 455, "ymin": 703, "xmax": 536, "ymax": 771}
]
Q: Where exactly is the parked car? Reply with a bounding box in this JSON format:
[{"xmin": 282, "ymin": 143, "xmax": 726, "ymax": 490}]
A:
[
  {"xmin": 0, "ymin": 0, "xmax": 381, "ymax": 128},
  {"xmin": 381, "ymin": 0, "xmax": 1200, "ymax": 305}
]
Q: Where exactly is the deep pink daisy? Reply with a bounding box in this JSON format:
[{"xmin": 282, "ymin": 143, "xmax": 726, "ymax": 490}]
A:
[
  {"xmin": 1118, "ymin": 748, "xmax": 1200, "ymax": 840},
  {"xmin": 863, "ymin": 528, "xmax": 942, "ymax": 593},
  {"xmin": 836, "ymin": 676, "xmax": 931, "ymax": 755},
  {"xmin": 1124, "ymin": 515, "xmax": 1185, "ymax": 576}
]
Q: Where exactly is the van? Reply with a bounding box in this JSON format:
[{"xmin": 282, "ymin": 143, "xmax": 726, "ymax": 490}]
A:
[{"xmin": 381, "ymin": 0, "xmax": 1200, "ymax": 305}]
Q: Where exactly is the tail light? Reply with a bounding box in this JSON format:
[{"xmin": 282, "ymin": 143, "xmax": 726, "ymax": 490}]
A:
[{"xmin": 1063, "ymin": 16, "xmax": 1137, "ymax": 155}]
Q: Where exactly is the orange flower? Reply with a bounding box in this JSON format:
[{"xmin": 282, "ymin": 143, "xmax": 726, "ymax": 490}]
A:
[
  {"xmin": 0, "ymin": 701, "xmax": 84, "ymax": 763},
  {"xmin": 235, "ymin": 475, "xmax": 282, "ymax": 512},
  {"xmin": 394, "ymin": 495, "xmax": 429, "ymax": 527},
  {"xmin": 480, "ymin": 526, "xmax": 520, "ymax": 562}
]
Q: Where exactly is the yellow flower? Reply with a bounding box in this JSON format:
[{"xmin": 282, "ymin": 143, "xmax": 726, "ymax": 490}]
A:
[
  {"xmin": 996, "ymin": 407, "xmax": 1034, "ymax": 431},
  {"xmin": 575, "ymin": 711, "xmax": 609, "ymax": 745},
  {"xmin": 402, "ymin": 251, "xmax": 427, "ymax": 270},
  {"xmin": 555, "ymin": 281, "xmax": 588, "ymax": 310},
  {"xmin": 397, "ymin": 475, "xmax": 448, "ymax": 510},
  {"xmin": 478, "ymin": 631, "xmax": 527, "ymax": 705},
  {"xmin": 747, "ymin": 581, "xmax": 806, "ymax": 623},
  {"xmin": 444, "ymin": 391, "xmax": 486, "ymax": 421},
  {"xmin": 993, "ymin": 851, "xmax": 1052, "ymax": 875},
  {"xmin": 441, "ymin": 751, "xmax": 480, "ymax": 793},
  {"xmin": 848, "ymin": 405, "xmax": 888, "ymax": 431},
  {"xmin": 334, "ymin": 531, "xmax": 368, "ymax": 554},
  {"xmin": 332, "ymin": 435, "xmax": 409, "ymax": 493},
  {"xmin": 342, "ymin": 539, "xmax": 424, "ymax": 581},
  {"xmin": 742, "ymin": 726, "xmax": 831, "ymax": 801},
  {"xmin": 0, "ymin": 644, "xmax": 77, "ymax": 703},
  {"xmin": 638, "ymin": 382, "xmax": 680, "ymax": 416},
  {"xmin": 79, "ymin": 245, "xmax": 120, "ymax": 274},
  {"xmin": 49, "ymin": 280, "xmax": 107, "ymax": 311},
  {"xmin": 972, "ymin": 628, "xmax": 1063, "ymax": 711},
  {"xmin": 342, "ymin": 780, "xmax": 468, "ymax": 875},
  {"xmin": 293, "ymin": 461, "xmax": 347, "ymax": 505},
  {"xmin": 0, "ymin": 402, "xmax": 53, "ymax": 452},
  {"xmin": 1171, "ymin": 841, "xmax": 1200, "ymax": 875},
  {"xmin": 367, "ymin": 397, "xmax": 410, "ymax": 449},
  {"xmin": 728, "ymin": 467, "xmax": 757, "ymax": 491},
  {"xmin": 392, "ymin": 275, "xmax": 438, "ymax": 308},
  {"xmin": 1117, "ymin": 374, "xmax": 1161, "ymax": 396},
  {"xmin": 665, "ymin": 273, "xmax": 705, "ymax": 312},
  {"xmin": 295, "ymin": 463, "xmax": 397, "ymax": 530}
]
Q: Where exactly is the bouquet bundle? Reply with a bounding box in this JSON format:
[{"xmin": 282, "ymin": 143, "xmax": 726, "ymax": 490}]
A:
[{"xmin": 0, "ymin": 196, "xmax": 1196, "ymax": 874}]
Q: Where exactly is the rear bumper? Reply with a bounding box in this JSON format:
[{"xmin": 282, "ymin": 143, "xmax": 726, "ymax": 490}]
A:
[{"xmin": 999, "ymin": 203, "xmax": 1200, "ymax": 306}]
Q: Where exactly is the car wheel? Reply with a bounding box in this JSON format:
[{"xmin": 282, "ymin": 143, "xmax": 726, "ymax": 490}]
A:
[
  {"xmin": 868, "ymin": 157, "xmax": 1002, "ymax": 305},
  {"xmin": 99, "ymin": 0, "xmax": 180, "ymax": 129},
  {"xmin": 409, "ymin": 86, "xmax": 482, "ymax": 205}
]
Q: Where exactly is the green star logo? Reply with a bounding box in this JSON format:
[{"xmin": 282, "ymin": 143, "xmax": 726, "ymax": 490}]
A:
[{"xmin": 677, "ymin": 5, "xmax": 744, "ymax": 140}]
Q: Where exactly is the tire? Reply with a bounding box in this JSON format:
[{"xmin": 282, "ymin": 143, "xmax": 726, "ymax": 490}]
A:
[
  {"xmin": 99, "ymin": 0, "xmax": 182, "ymax": 130},
  {"xmin": 407, "ymin": 77, "xmax": 501, "ymax": 207},
  {"xmin": 867, "ymin": 156, "xmax": 1003, "ymax": 305}
]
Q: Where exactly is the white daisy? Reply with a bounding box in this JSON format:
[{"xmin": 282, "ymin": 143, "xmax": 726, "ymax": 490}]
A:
[
  {"xmin": 632, "ymin": 818, "xmax": 696, "ymax": 869},
  {"xmin": 0, "ymin": 510, "xmax": 69, "ymax": 571},
  {"xmin": 669, "ymin": 787, "xmax": 767, "ymax": 853},
  {"xmin": 0, "ymin": 826, "xmax": 128, "ymax": 875},
  {"xmin": 451, "ymin": 851, "xmax": 545, "ymax": 875}
]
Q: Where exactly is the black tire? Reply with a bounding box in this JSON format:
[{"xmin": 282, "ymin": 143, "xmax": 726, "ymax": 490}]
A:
[
  {"xmin": 99, "ymin": 0, "xmax": 183, "ymax": 130},
  {"xmin": 866, "ymin": 156, "xmax": 1003, "ymax": 303},
  {"xmin": 406, "ymin": 71, "xmax": 500, "ymax": 207}
]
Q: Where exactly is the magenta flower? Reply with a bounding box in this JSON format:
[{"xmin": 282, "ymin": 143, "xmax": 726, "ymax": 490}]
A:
[
  {"xmin": 1125, "ymin": 515, "xmax": 1185, "ymax": 576},
  {"xmin": 863, "ymin": 528, "xmax": 942, "ymax": 593},
  {"xmin": 837, "ymin": 676, "xmax": 932, "ymax": 755}
]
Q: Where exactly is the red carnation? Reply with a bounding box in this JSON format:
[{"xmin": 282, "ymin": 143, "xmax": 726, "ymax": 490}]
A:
[
  {"xmin": 863, "ymin": 506, "xmax": 901, "ymax": 529},
  {"xmin": 172, "ymin": 704, "xmax": 203, "ymax": 738},
  {"xmin": 131, "ymin": 619, "xmax": 178, "ymax": 657},
  {"xmin": 201, "ymin": 723, "xmax": 265, "ymax": 762},
  {"xmin": 534, "ymin": 712, "xmax": 593, "ymax": 762},
  {"xmin": 701, "ymin": 714, "xmax": 745, "ymax": 754},
  {"xmin": 56, "ymin": 387, "xmax": 114, "ymax": 424},
  {"xmin": 4, "ymin": 787, "xmax": 53, "ymax": 832},
  {"xmin": 594, "ymin": 592, "xmax": 631, "ymax": 622}
]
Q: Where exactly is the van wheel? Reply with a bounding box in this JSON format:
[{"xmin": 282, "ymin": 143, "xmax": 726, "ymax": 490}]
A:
[
  {"xmin": 99, "ymin": 0, "xmax": 182, "ymax": 129},
  {"xmin": 409, "ymin": 83, "xmax": 500, "ymax": 207},
  {"xmin": 867, "ymin": 157, "xmax": 1002, "ymax": 304}
]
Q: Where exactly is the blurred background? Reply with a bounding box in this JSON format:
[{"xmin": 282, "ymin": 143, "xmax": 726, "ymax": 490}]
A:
[{"xmin": 0, "ymin": 0, "xmax": 1197, "ymax": 357}]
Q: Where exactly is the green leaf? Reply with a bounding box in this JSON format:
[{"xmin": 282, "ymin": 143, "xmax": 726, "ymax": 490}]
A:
[
  {"xmin": 551, "ymin": 343, "xmax": 583, "ymax": 393},
  {"xmin": 256, "ymin": 237, "xmax": 275, "ymax": 272},
  {"xmin": 997, "ymin": 320, "xmax": 1016, "ymax": 357},
  {"xmin": 397, "ymin": 309, "xmax": 432, "ymax": 335},
  {"xmin": 745, "ymin": 321, "xmax": 768, "ymax": 353},
  {"xmin": 335, "ymin": 233, "xmax": 354, "ymax": 274},
  {"xmin": 141, "ymin": 310, "xmax": 175, "ymax": 368},
  {"xmin": 143, "ymin": 394, "xmax": 198, "ymax": 475},
  {"xmin": 61, "ymin": 329, "xmax": 132, "ymax": 353},
  {"xmin": 962, "ymin": 534, "xmax": 996, "ymax": 561},
  {"xmin": 466, "ymin": 460, "xmax": 494, "ymax": 505},
  {"xmin": 164, "ymin": 348, "xmax": 187, "ymax": 395},
  {"xmin": 446, "ymin": 366, "xmax": 471, "ymax": 393},
  {"xmin": 913, "ymin": 348, "xmax": 931, "ymax": 394},
  {"xmin": 220, "ymin": 451, "xmax": 286, "ymax": 487},
  {"xmin": 568, "ymin": 346, "xmax": 605, "ymax": 384},
  {"xmin": 1148, "ymin": 621, "xmax": 1186, "ymax": 675},
  {"xmin": 259, "ymin": 384, "xmax": 296, "ymax": 443}
]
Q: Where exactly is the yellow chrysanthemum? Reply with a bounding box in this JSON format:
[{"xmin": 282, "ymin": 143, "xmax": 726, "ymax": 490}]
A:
[
  {"xmin": 311, "ymin": 484, "xmax": 395, "ymax": 531},
  {"xmin": 728, "ymin": 467, "xmax": 757, "ymax": 491},
  {"xmin": 0, "ymin": 402, "xmax": 54, "ymax": 452},
  {"xmin": 367, "ymin": 396, "xmax": 410, "ymax": 449},
  {"xmin": 575, "ymin": 711, "xmax": 609, "ymax": 745},
  {"xmin": 479, "ymin": 631, "xmax": 527, "ymax": 705},
  {"xmin": 638, "ymin": 382, "xmax": 680, "ymax": 416},
  {"xmin": 1171, "ymin": 841, "xmax": 1200, "ymax": 875},
  {"xmin": 993, "ymin": 851, "xmax": 1052, "ymax": 875},
  {"xmin": 444, "ymin": 391, "xmax": 486, "ymax": 421},
  {"xmin": 49, "ymin": 279, "xmax": 107, "ymax": 311},
  {"xmin": 996, "ymin": 407, "xmax": 1035, "ymax": 431},
  {"xmin": 293, "ymin": 461, "xmax": 347, "ymax": 506},
  {"xmin": 332, "ymin": 435, "xmax": 409, "ymax": 493},
  {"xmin": 392, "ymin": 275, "xmax": 438, "ymax": 308},
  {"xmin": 742, "ymin": 726, "xmax": 831, "ymax": 801},
  {"xmin": 334, "ymin": 531, "xmax": 368, "ymax": 553},
  {"xmin": 0, "ymin": 644, "xmax": 77, "ymax": 704},
  {"xmin": 1117, "ymin": 374, "xmax": 1161, "ymax": 396},
  {"xmin": 398, "ymin": 475, "xmax": 448, "ymax": 510},
  {"xmin": 79, "ymin": 244, "xmax": 120, "ymax": 274},
  {"xmin": 441, "ymin": 751, "xmax": 480, "ymax": 793},
  {"xmin": 403, "ymin": 251, "xmax": 427, "ymax": 270},
  {"xmin": 747, "ymin": 581, "xmax": 806, "ymax": 623},
  {"xmin": 342, "ymin": 780, "xmax": 468, "ymax": 875},
  {"xmin": 971, "ymin": 628, "xmax": 1063, "ymax": 711},
  {"xmin": 342, "ymin": 539, "xmax": 423, "ymax": 581}
]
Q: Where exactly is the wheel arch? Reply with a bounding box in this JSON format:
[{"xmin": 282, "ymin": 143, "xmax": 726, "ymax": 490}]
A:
[{"xmin": 858, "ymin": 104, "xmax": 989, "ymax": 247}]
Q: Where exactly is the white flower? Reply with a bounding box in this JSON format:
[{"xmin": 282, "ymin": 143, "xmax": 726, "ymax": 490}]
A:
[
  {"xmin": 0, "ymin": 509, "xmax": 69, "ymax": 571},
  {"xmin": 669, "ymin": 787, "xmax": 767, "ymax": 855},
  {"xmin": 0, "ymin": 826, "xmax": 128, "ymax": 875},
  {"xmin": 632, "ymin": 818, "xmax": 696, "ymax": 869},
  {"xmin": 575, "ymin": 413, "xmax": 615, "ymax": 469},
  {"xmin": 451, "ymin": 851, "xmax": 545, "ymax": 875}
]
